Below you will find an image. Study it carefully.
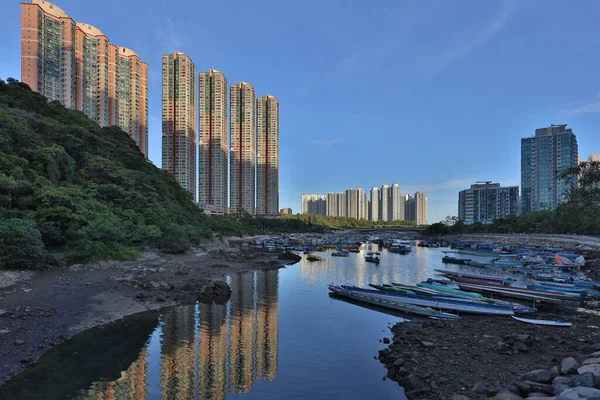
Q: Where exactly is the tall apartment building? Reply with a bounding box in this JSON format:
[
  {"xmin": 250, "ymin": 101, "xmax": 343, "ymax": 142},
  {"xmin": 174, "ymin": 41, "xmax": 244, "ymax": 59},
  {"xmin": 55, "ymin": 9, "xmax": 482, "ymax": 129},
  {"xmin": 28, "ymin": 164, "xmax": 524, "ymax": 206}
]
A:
[
  {"xmin": 589, "ymin": 154, "xmax": 600, "ymax": 162},
  {"xmin": 280, "ymin": 208, "xmax": 292, "ymax": 215},
  {"xmin": 357, "ymin": 188, "xmax": 368, "ymax": 220},
  {"xmin": 162, "ymin": 52, "xmax": 197, "ymax": 198},
  {"xmin": 336, "ymin": 192, "xmax": 347, "ymax": 217},
  {"xmin": 301, "ymin": 194, "xmax": 326, "ymax": 215},
  {"xmin": 346, "ymin": 188, "xmax": 358, "ymax": 219},
  {"xmin": 369, "ymin": 187, "xmax": 379, "ymax": 221},
  {"xmin": 414, "ymin": 191, "xmax": 428, "ymax": 225},
  {"xmin": 326, "ymin": 192, "xmax": 338, "ymax": 216},
  {"xmin": 521, "ymin": 124, "xmax": 578, "ymax": 214},
  {"xmin": 229, "ymin": 82, "xmax": 256, "ymax": 215},
  {"xmin": 379, "ymin": 184, "xmax": 389, "ymax": 221},
  {"xmin": 390, "ymin": 183, "xmax": 403, "ymax": 221},
  {"xmin": 21, "ymin": 0, "xmax": 149, "ymax": 156},
  {"xmin": 257, "ymin": 95, "xmax": 279, "ymax": 216},
  {"xmin": 458, "ymin": 182, "xmax": 519, "ymax": 224},
  {"xmin": 405, "ymin": 195, "xmax": 415, "ymax": 221},
  {"xmin": 199, "ymin": 70, "xmax": 228, "ymax": 214}
]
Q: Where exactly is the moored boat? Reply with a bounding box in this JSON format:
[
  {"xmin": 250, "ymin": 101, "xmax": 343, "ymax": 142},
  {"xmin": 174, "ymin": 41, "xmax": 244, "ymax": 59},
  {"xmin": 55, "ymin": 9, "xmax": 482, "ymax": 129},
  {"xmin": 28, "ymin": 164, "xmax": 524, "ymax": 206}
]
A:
[
  {"xmin": 339, "ymin": 285, "xmax": 516, "ymax": 316},
  {"xmin": 365, "ymin": 252, "xmax": 381, "ymax": 264},
  {"xmin": 329, "ymin": 285, "xmax": 459, "ymax": 320}
]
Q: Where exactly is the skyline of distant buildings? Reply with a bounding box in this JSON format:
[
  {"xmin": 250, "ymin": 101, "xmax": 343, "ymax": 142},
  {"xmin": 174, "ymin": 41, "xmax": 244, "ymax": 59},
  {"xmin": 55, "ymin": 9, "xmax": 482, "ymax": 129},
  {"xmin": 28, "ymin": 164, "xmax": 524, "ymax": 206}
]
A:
[{"xmin": 301, "ymin": 184, "xmax": 428, "ymax": 224}]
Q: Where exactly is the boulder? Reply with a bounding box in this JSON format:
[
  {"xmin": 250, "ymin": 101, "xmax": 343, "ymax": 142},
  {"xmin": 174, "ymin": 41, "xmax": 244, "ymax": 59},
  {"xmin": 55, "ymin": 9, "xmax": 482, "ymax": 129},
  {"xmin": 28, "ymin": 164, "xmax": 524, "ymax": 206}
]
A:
[
  {"xmin": 490, "ymin": 389, "xmax": 524, "ymax": 400},
  {"xmin": 561, "ymin": 358, "xmax": 581, "ymax": 375},
  {"xmin": 513, "ymin": 341, "xmax": 531, "ymax": 353},
  {"xmin": 197, "ymin": 281, "xmax": 232, "ymax": 304},
  {"xmin": 588, "ymin": 351, "xmax": 600, "ymax": 358},
  {"xmin": 571, "ymin": 373, "xmax": 595, "ymax": 389},
  {"xmin": 472, "ymin": 382, "xmax": 487, "ymax": 394},
  {"xmin": 577, "ymin": 364, "xmax": 600, "ymax": 378},
  {"xmin": 494, "ymin": 341, "xmax": 512, "ymax": 353},
  {"xmin": 557, "ymin": 387, "xmax": 600, "ymax": 400},
  {"xmin": 306, "ymin": 255, "xmax": 321, "ymax": 262},
  {"xmin": 278, "ymin": 252, "xmax": 301, "ymax": 262},
  {"xmin": 450, "ymin": 395, "xmax": 471, "ymax": 400},
  {"xmin": 583, "ymin": 359, "xmax": 600, "ymax": 366},
  {"xmin": 523, "ymin": 370, "xmax": 552, "ymax": 384},
  {"xmin": 550, "ymin": 366, "xmax": 560, "ymax": 379},
  {"xmin": 527, "ymin": 395, "xmax": 556, "ymax": 400},
  {"xmin": 515, "ymin": 334, "xmax": 534, "ymax": 345},
  {"xmin": 522, "ymin": 382, "xmax": 553, "ymax": 395}
]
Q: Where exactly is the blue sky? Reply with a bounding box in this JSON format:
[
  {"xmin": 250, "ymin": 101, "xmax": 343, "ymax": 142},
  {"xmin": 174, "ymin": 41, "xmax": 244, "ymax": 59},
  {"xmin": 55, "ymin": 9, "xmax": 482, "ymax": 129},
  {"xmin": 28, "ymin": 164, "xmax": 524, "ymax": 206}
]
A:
[{"xmin": 2, "ymin": 0, "xmax": 600, "ymax": 222}]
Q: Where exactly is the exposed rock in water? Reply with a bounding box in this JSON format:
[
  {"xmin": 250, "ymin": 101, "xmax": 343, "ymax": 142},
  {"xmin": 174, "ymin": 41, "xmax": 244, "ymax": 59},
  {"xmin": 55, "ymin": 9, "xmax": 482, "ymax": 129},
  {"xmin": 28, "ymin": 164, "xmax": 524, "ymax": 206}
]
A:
[
  {"xmin": 306, "ymin": 255, "xmax": 321, "ymax": 262},
  {"xmin": 197, "ymin": 281, "xmax": 232, "ymax": 304},
  {"xmin": 278, "ymin": 251, "xmax": 301, "ymax": 263}
]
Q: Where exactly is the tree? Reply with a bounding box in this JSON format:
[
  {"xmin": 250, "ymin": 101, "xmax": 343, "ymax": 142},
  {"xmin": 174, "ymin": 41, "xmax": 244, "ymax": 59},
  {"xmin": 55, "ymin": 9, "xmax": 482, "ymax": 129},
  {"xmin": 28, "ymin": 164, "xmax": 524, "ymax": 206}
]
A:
[{"xmin": 0, "ymin": 218, "xmax": 46, "ymax": 269}]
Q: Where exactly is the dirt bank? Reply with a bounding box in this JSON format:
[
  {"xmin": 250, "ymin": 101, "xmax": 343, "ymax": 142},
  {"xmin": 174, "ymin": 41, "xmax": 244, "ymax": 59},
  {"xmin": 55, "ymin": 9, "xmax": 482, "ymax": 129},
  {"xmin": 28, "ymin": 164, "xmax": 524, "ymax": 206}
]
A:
[
  {"xmin": 0, "ymin": 238, "xmax": 297, "ymax": 386},
  {"xmin": 379, "ymin": 311, "xmax": 600, "ymax": 399}
]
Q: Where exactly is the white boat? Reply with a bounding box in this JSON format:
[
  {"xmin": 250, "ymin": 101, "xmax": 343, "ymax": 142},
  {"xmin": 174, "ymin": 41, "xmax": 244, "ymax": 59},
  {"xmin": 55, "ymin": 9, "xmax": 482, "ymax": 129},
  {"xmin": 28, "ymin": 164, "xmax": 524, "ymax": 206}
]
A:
[{"xmin": 512, "ymin": 316, "xmax": 572, "ymax": 327}]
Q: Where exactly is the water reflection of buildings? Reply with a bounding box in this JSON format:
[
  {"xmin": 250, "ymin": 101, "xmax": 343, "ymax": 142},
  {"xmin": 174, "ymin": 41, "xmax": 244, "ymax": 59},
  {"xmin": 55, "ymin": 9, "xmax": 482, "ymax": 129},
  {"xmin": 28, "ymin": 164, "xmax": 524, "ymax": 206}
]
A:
[
  {"xmin": 82, "ymin": 349, "xmax": 149, "ymax": 399},
  {"xmin": 82, "ymin": 270, "xmax": 280, "ymax": 399},
  {"xmin": 160, "ymin": 269, "xmax": 280, "ymax": 399}
]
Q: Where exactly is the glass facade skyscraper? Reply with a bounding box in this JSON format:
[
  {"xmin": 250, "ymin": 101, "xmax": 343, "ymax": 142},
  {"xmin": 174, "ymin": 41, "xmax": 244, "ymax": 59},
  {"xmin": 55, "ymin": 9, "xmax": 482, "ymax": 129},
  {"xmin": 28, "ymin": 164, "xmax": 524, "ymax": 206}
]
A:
[{"xmin": 521, "ymin": 124, "xmax": 578, "ymax": 214}]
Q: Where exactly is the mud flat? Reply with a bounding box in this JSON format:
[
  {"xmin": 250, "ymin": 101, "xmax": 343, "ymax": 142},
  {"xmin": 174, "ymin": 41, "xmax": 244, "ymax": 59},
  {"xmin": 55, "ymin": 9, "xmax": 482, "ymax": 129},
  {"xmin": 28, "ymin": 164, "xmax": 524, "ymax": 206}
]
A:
[{"xmin": 0, "ymin": 238, "xmax": 298, "ymax": 386}]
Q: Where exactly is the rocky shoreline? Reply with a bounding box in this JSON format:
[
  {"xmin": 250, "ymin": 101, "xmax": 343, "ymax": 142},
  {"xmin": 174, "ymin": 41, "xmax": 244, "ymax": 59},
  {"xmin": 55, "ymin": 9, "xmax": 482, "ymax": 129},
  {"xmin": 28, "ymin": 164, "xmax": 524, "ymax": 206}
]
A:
[{"xmin": 0, "ymin": 237, "xmax": 298, "ymax": 386}]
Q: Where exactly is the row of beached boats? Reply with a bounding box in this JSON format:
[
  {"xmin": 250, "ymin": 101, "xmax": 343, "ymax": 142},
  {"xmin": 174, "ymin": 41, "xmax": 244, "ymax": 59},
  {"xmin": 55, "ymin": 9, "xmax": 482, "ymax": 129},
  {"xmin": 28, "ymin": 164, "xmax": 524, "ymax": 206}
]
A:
[
  {"xmin": 442, "ymin": 251, "xmax": 586, "ymax": 271},
  {"xmin": 328, "ymin": 268, "xmax": 600, "ymax": 321}
]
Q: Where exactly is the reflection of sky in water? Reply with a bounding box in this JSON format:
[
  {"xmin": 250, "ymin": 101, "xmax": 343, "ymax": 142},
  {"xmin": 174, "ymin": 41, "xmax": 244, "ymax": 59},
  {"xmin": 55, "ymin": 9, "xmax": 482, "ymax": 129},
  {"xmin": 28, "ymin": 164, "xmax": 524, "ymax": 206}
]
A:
[{"xmin": 4, "ymin": 247, "xmax": 496, "ymax": 399}]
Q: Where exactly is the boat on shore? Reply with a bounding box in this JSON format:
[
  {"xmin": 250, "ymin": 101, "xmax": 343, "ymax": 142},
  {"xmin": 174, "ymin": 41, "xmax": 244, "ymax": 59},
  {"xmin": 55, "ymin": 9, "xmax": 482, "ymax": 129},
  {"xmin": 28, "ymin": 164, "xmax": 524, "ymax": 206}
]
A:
[
  {"xmin": 339, "ymin": 285, "xmax": 516, "ymax": 316},
  {"xmin": 442, "ymin": 256, "xmax": 471, "ymax": 265},
  {"xmin": 329, "ymin": 285, "xmax": 459, "ymax": 320}
]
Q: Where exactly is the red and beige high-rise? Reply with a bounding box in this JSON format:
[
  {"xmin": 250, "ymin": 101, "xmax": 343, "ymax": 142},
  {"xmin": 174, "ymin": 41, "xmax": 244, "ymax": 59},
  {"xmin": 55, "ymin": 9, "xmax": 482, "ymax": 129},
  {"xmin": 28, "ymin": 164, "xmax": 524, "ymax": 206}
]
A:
[
  {"xmin": 229, "ymin": 82, "xmax": 256, "ymax": 215},
  {"xmin": 256, "ymin": 95, "xmax": 279, "ymax": 216},
  {"xmin": 21, "ymin": 0, "xmax": 149, "ymax": 156},
  {"xmin": 162, "ymin": 52, "xmax": 197, "ymax": 199},
  {"xmin": 198, "ymin": 70, "xmax": 228, "ymax": 214}
]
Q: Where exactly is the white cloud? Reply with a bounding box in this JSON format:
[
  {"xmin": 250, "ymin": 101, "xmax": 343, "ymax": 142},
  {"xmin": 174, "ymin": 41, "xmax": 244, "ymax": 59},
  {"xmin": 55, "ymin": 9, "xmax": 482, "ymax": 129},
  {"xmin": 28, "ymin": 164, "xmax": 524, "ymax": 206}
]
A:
[
  {"xmin": 426, "ymin": 0, "xmax": 518, "ymax": 76},
  {"xmin": 563, "ymin": 100, "xmax": 600, "ymax": 116},
  {"xmin": 310, "ymin": 138, "xmax": 345, "ymax": 148}
]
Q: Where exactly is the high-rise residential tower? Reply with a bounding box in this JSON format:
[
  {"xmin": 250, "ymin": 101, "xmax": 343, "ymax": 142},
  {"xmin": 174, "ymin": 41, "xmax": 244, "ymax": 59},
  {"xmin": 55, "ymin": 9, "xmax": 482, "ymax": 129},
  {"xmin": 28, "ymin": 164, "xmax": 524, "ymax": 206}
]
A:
[
  {"xmin": 414, "ymin": 191, "xmax": 428, "ymax": 225},
  {"xmin": 521, "ymin": 124, "xmax": 578, "ymax": 214},
  {"xmin": 230, "ymin": 82, "xmax": 256, "ymax": 215},
  {"xmin": 379, "ymin": 184, "xmax": 389, "ymax": 221},
  {"xmin": 326, "ymin": 192, "xmax": 338, "ymax": 216},
  {"xmin": 369, "ymin": 187, "xmax": 379, "ymax": 221},
  {"xmin": 390, "ymin": 183, "xmax": 402, "ymax": 221},
  {"xmin": 257, "ymin": 95, "xmax": 279, "ymax": 216},
  {"xmin": 199, "ymin": 70, "xmax": 228, "ymax": 214},
  {"xmin": 109, "ymin": 46, "xmax": 149, "ymax": 156},
  {"xmin": 337, "ymin": 192, "xmax": 347, "ymax": 217},
  {"xmin": 346, "ymin": 188, "xmax": 358, "ymax": 219},
  {"xmin": 458, "ymin": 182, "xmax": 519, "ymax": 224},
  {"xmin": 21, "ymin": 0, "xmax": 149, "ymax": 156},
  {"xmin": 162, "ymin": 52, "xmax": 197, "ymax": 198}
]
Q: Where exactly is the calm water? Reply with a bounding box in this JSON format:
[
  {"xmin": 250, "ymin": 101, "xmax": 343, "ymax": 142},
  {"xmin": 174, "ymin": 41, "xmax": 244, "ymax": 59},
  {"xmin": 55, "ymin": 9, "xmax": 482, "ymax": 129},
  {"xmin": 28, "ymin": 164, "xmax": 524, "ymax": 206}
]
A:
[{"xmin": 0, "ymin": 246, "xmax": 494, "ymax": 399}]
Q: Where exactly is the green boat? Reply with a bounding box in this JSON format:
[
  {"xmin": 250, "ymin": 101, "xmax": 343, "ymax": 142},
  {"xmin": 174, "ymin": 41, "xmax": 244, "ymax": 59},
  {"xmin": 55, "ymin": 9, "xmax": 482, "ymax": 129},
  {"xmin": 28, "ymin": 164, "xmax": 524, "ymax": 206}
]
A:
[
  {"xmin": 417, "ymin": 282, "xmax": 486, "ymax": 299},
  {"xmin": 369, "ymin": 284, "xmax": 416, "ymax": 296}
]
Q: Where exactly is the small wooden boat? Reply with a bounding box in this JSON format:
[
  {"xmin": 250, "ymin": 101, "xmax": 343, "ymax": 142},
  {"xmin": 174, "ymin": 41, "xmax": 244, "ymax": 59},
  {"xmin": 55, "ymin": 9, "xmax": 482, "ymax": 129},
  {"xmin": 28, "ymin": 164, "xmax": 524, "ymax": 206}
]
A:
[
  {"xmin": 365, "ymin": 252, "xmax": 380, "ymax": 264},
  {"xmin": 442, "ymin": 256, "xmax": 471, "ymax": 265},
  {"xmin": 329, "ymin": 285, "xmax": 459, "ymax": 319},
  {"xmin": 331, "ymin": 251, "xmax": 350, "ymax": 257},
  {"xmin": 512, "ymin": 316, "xmax": 572, "ymax": 327}
]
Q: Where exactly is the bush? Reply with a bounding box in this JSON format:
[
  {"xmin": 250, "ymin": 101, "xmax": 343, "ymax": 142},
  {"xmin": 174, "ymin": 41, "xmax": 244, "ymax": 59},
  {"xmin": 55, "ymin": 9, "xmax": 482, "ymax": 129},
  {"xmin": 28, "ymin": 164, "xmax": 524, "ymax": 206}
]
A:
[
  {"xmin": 156, "ymin": 224, "xmax": 190, "ymax": 254},
  {"xmin": 0, "ymin": 218, "xmax": 46, "ymax": 269}
]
